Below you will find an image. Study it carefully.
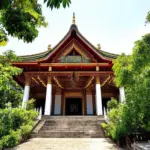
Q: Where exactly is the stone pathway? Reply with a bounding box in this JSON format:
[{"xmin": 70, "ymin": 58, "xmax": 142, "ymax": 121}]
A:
[{"xmin": 9, "ymin": 138, "xmax": 121, "ymax": 150}]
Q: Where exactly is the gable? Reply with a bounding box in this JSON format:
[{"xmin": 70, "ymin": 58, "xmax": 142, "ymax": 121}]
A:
[{"xmin": 51, "ymin": 39, "xmax": 97, "ymax": 63}]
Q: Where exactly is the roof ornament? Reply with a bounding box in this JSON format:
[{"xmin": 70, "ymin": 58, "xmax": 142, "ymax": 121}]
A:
[
  {"xmin": 48, "ymin": 44, "xmax": 51, "ymax": 51},
  {"xmin": 72, "ymin": 12, "xmax": 76, "ymax": 24},
  {"xmin": 97, "ymin": 43, "xmax": 101, "ymax": 50}
]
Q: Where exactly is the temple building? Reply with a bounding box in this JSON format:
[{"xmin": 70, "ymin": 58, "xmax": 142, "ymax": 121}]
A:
[{"xmin": 13, "ymin": 14, "xmax": 125, "ymax": 116}]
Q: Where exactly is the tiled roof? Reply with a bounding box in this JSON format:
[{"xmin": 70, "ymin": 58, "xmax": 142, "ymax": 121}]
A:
[{"xmin": 19, "ymin": 24, "xmax": 119, "ymax": 62}]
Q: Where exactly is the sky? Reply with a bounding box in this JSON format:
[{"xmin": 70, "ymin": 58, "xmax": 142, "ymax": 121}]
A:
[{"xmin": 0, "ymin": 0, "xmax": 150, "ymax": 56}]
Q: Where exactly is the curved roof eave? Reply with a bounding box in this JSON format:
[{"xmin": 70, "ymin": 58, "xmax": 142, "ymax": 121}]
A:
[{"xmin": 19, "ymin": 24, "xmax": 119, "ymax": 62}]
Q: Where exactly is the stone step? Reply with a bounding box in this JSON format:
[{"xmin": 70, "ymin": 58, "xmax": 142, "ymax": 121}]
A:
[
  {"xmin": 41, "ymin": 126, "xmax": 101, "ymax": 131},
  {"xmin": 31, "ymin": 131, "xmax": 105, "ymax": 138},
  {"xmin": 32, "ymin": 116, "xmax": 105, "ymax": 138},
  {"xmin": 45, "ymin": 121, "xmax": 101, "ymax": 127},
  {"xmin": 42, "ymin": 115, "xmax": 104, "ymax": 120}
]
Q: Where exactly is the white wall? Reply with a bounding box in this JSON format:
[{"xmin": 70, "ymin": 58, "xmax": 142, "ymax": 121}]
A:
[
  {"xmin": 86, "ymin": 95, "xmax": 93, "ymax": 115},
  {"xmin": 54, "ymin": 95, "xmax": 61, "ymax": 115}
]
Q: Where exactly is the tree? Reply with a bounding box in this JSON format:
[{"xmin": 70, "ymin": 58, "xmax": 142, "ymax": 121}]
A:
[
  {"xmin": 146, "ymin": 11, "xmax": 150, "ymax": 24},
  {"xmin": 115, "ymin": 34, "xmax": 150, "ymax": 132},
  {"xmin": 0, "ymin": 50, "xmax": 23, "ymax": 108},
  {"xmin": 103, "ymin": 34, "xmax": 150, "ymax": 144},
  {"xmin": 0, "ymin": 0, "xmax": 71, "ymax": 46}
]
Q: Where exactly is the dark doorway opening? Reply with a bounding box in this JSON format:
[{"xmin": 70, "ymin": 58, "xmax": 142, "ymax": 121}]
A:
[
  {"xmin": 36, "ymin": 99, "xmax": 45, "ymax": 115},
  {"xmin": 102, "ymin": 98, "xmax": 111, "ymax": 114},
  {"xmin": 66, "ymin": 98, "xmax": 82, "ymax": 115}
]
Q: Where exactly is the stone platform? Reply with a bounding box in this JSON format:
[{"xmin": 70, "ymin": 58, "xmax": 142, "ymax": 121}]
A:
[
  {"xmin": 9, "ymin": 138, "xmax": 120, "ymax": 150},
  {"xmin": 31, "ymin": 116, "xmax": 105, "ymax": 138}
]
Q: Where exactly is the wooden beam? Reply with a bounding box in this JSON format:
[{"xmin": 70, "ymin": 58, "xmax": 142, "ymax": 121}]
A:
[
  {"xmin": 40, "ymin": 63, "xmax": 112, "ymax": 67},
  {"xmin": 53, "ymin": 77, "xmax": 64, "ymax": 89},
  {"xmin": 12, "ymin": 62, "xmax": 38, "ymax": 65},
  {"xmin": 84, "ymin": 76, "xmax": 94, "ymax": 89},
  {"xmin": 24, "ymin": 71, "xmax": 113, "ymax": 77}
]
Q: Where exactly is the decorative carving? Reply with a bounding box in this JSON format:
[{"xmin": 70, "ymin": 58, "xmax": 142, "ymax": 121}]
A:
[
  {"xmin": 59, "ymin": 56, "xmax": 90, "ymax": 63},
  {"xmin": 101, "ymin": 75, "xmax": 110, "ymax": 87},
  {"xmin": 72, "ymin": 12, "xmax": 76, "ymax": 24},
  {"xmin": 53, "ymin": 77, "xmax": 64, "ymax": 89},
  {"xmin": 84, "ymin": 76, "xmax": 94, "ymax": 89},
  {"xmin": 38, "ymin": 76, "xmax": 46, "ymax": 87},
  {"xmin": 97, "ymin": 43, "xmax": 101, "ymax": 50},
  {"xmin": 70, "ymin": 72, "xmax": 79, "ymax": 87},
  {"xmin": 108, "ymin": 77, "xmax": 114, "ymax": 84},
  {"xmin": 52, "ymin": 39, "xmax": 97, "ymax": 63},
  {"xmin": 48, "ymin": 44, "xmax": 51, "ymax": 51},
  {"xmin": 32, "ymin": 77, "xmax": 39, "ymax": 85}
]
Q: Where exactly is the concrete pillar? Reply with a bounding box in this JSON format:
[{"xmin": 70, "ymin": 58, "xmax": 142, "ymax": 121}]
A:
[
  {"xmin": 54, "ymin": 94, "xmax": 61, "ymax": 115},
  {"xmin": 86, "ymin": 94, "xmax": 93, "ymax": 115},
  {"xmin": 44, "ymin": 77, "xmax": 52, "ymax": 115},
  {"xmin": 119, "ymin": 87, "xmax": 125, "ymax": 103},
  {"xmin": 95, "ymin": 77, "xmax": 103, "ymax": 115},
  {"xmin": 22, "ymin": 85, "xmax": 30, "ymax": 109}
]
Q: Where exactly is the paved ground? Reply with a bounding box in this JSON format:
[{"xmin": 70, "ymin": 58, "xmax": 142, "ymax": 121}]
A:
[{"xmin": 9, "ymin": 138, "xmax": 121, "ymax": 150}]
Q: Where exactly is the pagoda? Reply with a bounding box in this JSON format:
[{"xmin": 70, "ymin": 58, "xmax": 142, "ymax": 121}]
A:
[{"xmin": 13, "ymin": 13, "xmax": 125, "ymax": 116}]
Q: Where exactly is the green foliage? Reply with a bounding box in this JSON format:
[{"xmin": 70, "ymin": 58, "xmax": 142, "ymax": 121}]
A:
[
  {"xmin": 0, "ymin": 50, "xmax": 23, "ymax": 108},
  {"xmin": 20, "ymin": 125, "xmax": 33, "ymax": 141},
  {"xmin": 26, "ymin": 98, "xmax": 36, "ymax": 110},
  {"xmin": 105, "ymin": 105, "xmax": 132, "ymax": 140},
  {"xmin": 113, "ymin": 53, "xmax": 132, "ymax": 87},
  {"xmin": 107, "ymin": 98, "xmax": 118, "ymax": 110},
  {"xmin": 0, "ymin": 1, "xmax": 47, "ymax": 43},
  {"xmin": 0, "ymin": 107, "xmax": 38, "ymax": 149},
  {"xmin": 101, "ymin": 122, "xmax": 108, "ymax": 129},
  {"xmin": 146, "ymin": 11, "xmax": 150, "ymax": 24},
  {"xmin": 106, "ymin": 34, "xmax": 150, "ymax": 141},
  {"xmin": 44, "ymin": 0, "xmax": 71, "ymax": 9},
  {"xmin": 0, "ymin": 28, "xmax": 8, "ymax": 46},
  {"xmin": 0, "ymin": 0, "xmax": 71, "ymax": 45},
  {"xmin": 1, "ymin": 130, "xmax": 20, "ymax": 148}
]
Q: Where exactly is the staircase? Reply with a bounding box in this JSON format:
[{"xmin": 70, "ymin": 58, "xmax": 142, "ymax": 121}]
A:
[{"xmin": 31, "ymin": 116, "xmax": 105, "ymax": 138}]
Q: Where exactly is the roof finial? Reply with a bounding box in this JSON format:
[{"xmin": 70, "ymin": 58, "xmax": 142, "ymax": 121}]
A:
[
  {"xmin": 97, "ymin": 43, "xmax": 101, "ymax": 50},
  {"xmin": 48, "ymin": 44, "xmax": 51, "ymax": 51},
  {"xmin": 72, "ymin": 12, "xmax": 76, "ymax": 24}
]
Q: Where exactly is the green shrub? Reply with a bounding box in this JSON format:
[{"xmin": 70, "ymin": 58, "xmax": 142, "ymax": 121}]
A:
[
  {"xmin": 0, "ymin": 140, "xmax": 3, "ymax": 150},
  {"xmin": 20, "ymin": 125, "xmax": 33, "ymax": 141},
  {"xmin": 0, "ymin": 107, "xmax": 38, "ymax": 149},
  {"xmin": 101, "ymin": 122, "xmax": 108, "ymax": 129},
  {"xmin": 107, "ymin": 98, "xmax": 118, "ymax": 110},
  {"xmin": 1, "ymin": 130, "xmax": 20, "ymax": 148},
  {"xmin": 103, "ymin": 104, "xmax": 125, "ymax": 140},
  {"xmin": 26, "ymin": 99, "xmax": 36, "ymax": 110}
]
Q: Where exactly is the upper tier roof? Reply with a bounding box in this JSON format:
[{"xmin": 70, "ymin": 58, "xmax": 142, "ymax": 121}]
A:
[{"xmin": 19, "ymin": 15, "xmax": 119, "ymax": 62}]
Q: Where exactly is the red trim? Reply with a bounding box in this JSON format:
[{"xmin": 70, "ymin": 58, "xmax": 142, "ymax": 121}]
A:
[
  {"xmin": 12, "ymin": 26, "xmax": 113, "ymax": 69},
  {"xmin": 38, "ymin": 28, "xmax": 112, "ymax": 63},
  {"xmin": 76, "ymin": 35, "xmax": 112, "ymax": 63}
]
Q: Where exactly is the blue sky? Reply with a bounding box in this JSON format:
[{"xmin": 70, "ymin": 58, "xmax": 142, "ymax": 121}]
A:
[{"xmin": 0, "ymin": 0, "xmax": 150, "ymax": 55}]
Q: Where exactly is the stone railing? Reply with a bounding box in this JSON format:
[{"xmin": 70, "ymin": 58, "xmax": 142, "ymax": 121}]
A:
[{"xmin": 104, "ymin": 107, "xmax": 109, "ymax": 123}]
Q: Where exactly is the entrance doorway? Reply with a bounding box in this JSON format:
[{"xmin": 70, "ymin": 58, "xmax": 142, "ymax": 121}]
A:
[
  {"xmin": 65, "ymin": 98, "xmax": 82, "ymax": 115},
  {"xmin": 102, "ymin": 98, "xmax": 111, "ymax": 114}
]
